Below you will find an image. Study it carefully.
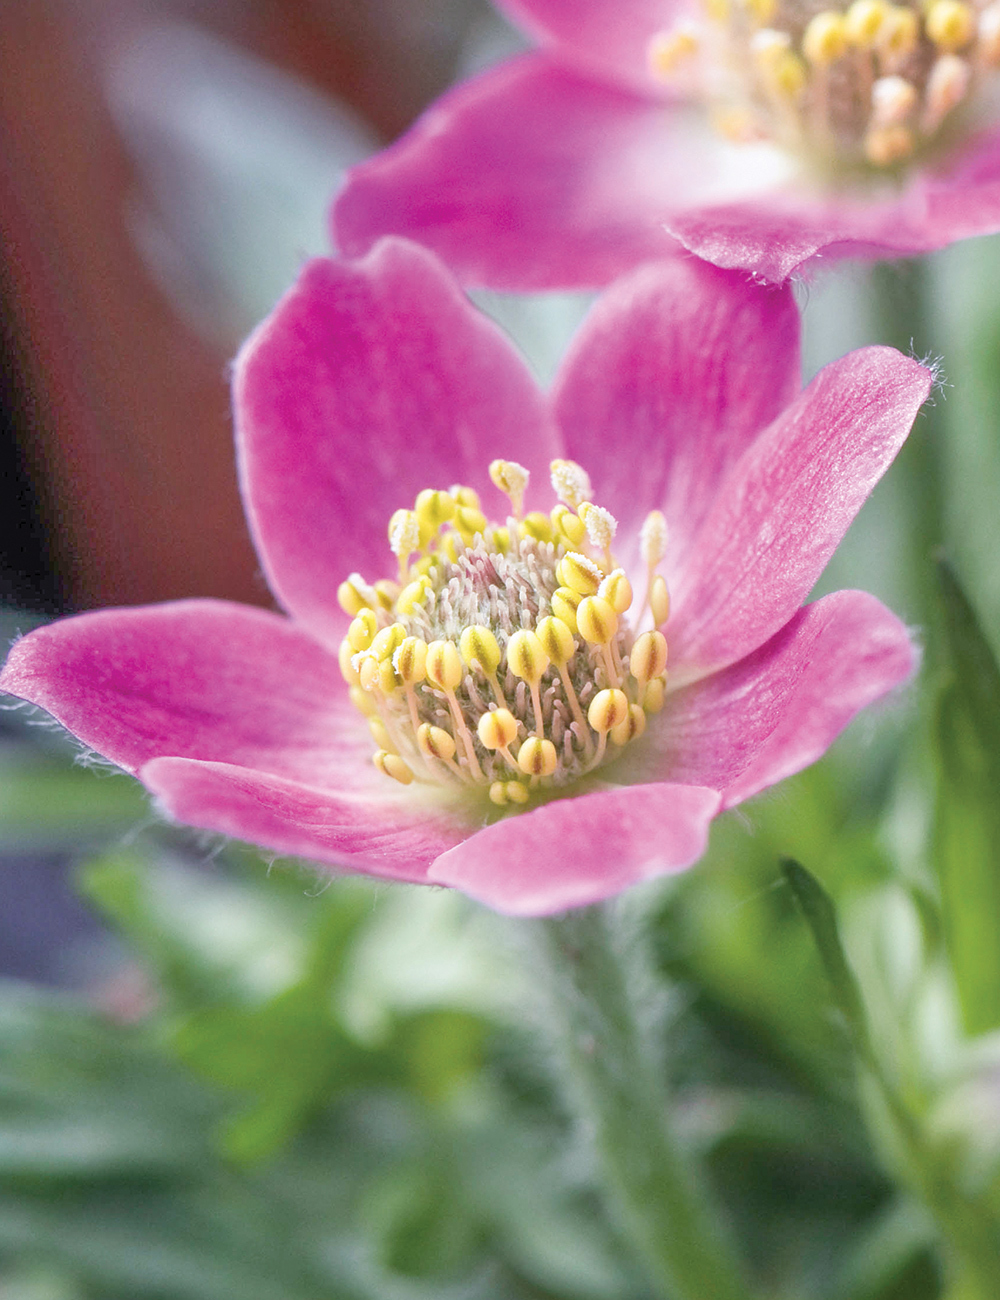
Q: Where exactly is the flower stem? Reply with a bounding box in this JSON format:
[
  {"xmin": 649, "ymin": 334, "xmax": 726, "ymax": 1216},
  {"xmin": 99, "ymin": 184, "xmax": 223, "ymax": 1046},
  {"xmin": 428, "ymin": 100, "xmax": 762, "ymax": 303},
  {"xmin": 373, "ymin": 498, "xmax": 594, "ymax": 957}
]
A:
[{"xmin": 531, "ymin": 904, "xmax": 753, "ymax": 1300}]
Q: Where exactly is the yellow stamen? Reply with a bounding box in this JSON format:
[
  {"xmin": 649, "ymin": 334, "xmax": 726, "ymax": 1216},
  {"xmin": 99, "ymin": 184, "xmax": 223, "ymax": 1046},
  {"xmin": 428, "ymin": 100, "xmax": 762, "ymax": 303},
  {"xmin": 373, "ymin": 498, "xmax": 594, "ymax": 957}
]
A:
[
  {"xmin": 926, "ymin": 0, "xmax": 975, "ymax": 51},
  {"xmin": 550, "ymin": 459, "xmax": 593, "ymax": 511},
  {"xmin": 373, "ymin": 751, "xmax": 414, "ymax": 785},
  {"xmin": 489, "ymin": 459, "xmax": 530, "ymax": 519}
]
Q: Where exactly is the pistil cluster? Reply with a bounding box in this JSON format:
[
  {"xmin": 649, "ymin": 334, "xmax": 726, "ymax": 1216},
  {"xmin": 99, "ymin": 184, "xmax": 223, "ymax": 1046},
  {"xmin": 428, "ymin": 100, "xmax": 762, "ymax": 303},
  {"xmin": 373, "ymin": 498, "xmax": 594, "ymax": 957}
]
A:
[
  {"xmin": 338, "ymin": 459, "xmax": 671, "ymax": 808},
  {"xmin": 650, "ymin": 0, "xmax": 1000, "ymax": 170}
]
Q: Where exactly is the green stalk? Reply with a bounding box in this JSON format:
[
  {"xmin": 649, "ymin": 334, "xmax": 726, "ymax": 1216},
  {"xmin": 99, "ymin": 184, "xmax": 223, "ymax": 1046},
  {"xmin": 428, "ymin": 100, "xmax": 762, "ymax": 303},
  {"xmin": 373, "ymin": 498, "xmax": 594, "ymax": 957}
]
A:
[{"xmin": 531, "ymin": 904, "xmax": 753, "ymax": 1300}]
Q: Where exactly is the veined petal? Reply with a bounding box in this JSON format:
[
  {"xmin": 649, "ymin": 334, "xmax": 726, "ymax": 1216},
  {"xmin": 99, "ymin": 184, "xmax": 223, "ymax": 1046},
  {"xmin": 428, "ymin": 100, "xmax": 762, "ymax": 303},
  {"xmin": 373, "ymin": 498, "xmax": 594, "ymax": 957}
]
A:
[
  {"xmin": 553, "ymin": 257, "xmax": 799, "ymax": 563},
  {"xmin": 142, "ymin": 758, "xmax": 471, "ymax": 884},
  {"xmin": 670, "ymin": 346, "xmax": 932, "ymax": 679},
  {"xmin": 648, "ymin": 590, "xmax": 915, "ymax": 796},
  {"xmin": 0, "ymin": 601, "xmax": 374, "ymax": 790},
  {"xmin": 334, "ymin": 55, "xmax": 695, "ymax": 291},
  {"xmin": 234, "ymin": 239, "xmax": 554, "ymax": 647},
  {"xmin": 498, "ymin": 0, "xmax": 690, "ymax": 92},
  {"xmin": 428, "ymin": 783, "xmax": 720, "ymax": 915}
]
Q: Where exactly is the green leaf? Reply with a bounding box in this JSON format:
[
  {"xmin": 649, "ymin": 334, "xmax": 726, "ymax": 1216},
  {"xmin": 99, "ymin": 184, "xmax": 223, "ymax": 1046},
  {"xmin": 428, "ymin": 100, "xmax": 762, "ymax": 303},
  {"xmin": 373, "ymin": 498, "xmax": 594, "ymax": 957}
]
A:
[
  {"xmin": 781, "ymin": 859, "xmax": 873, "ymax": 1062},
  {"xmin": 933, "ymin": 559, "xmax": 1000, "ymax": 1034}
]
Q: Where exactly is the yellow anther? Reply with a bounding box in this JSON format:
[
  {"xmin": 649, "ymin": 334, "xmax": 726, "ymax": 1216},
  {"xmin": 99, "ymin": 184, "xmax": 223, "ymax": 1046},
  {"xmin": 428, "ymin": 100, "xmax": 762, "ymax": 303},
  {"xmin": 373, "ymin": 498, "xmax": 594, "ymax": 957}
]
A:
[
  {"xmin": 489, "ymin": 459, "xmax": 530, "ymax": 518},
  {"xmin": 752, "ymin": 28, "xmax": 792, "ymax": 65},
  {"xmin": 396, "ymin": 576, "xmax": 431, "ymax": 614},
  {"xmin": 599, "ymin": 570, "xmax": 633, "ymax": 614},
  {"xmin": 578, "ymin": 501, "xmax": 617, "ymax": 562},
  {"xmin": 358, "ymin": 654, "xmax": 380, "ymax": 693},
  {"xmin": 477, "ymin": 708, "xmax": 519, "ymax": 749},
  {"xmin": 643, "ymin": 675, "xmax": 668, "ymax": 713},
  {"xmin": 349, "ymin": 685, "xmax": 377, "ymax": 717},
  {"xmin": 440, "ymin": 533, "xmax": 461, "ymax": 563},
  {"xmin": 650, "ymin": 574, "xmax": 671, "ymax": 627},
  {"xmin": 426, "ymin": 639, "xmax": 464, "ymax": 691},
  {"xmin": 415, "ymin": 488, "xmax": 456, "ymax": 532},
  {"xmin": 517, "ymin": 736, "xmax": 558, "ymax": 777},
  {"xmin": 704, "ymin": 0, "xmax": 730, "ymax": 21},
  {"xmin": 630, "ymin": 630, "xmax": 669, "ymax": 685},
  {"xmin": 371, "ymin": 623, "xmax": 406, "ymax": 661},
  {"xmin": 505, "ymin": 781, "xmax": 531, "ymax": 804},
  {"xmin": 611, "ymin": 703, "xmax": 647, "ymax": 747},
  {"xmin": 588, "ymin": 688, "xmax": 629, "ymax": 735},
  {"xmin": 388, "ymin": 509, "xmax": 421, "ymax": 560},
  {"xmin": 742, "ymin": 0, "xmax": 778, "ymax": 23},
  {"xmin": 926, "ymin": 0, "xmax": 974, "ymax": 49},
  {"xmin": 535, "ymin": 615, "xmax": 576, "ymax": 666},
  {"xmin": 337, "ymin": 575, "xmax": 374, "ymax": 617},
  {"xmin": 878, "ymin": 5, "xmax": 919, "ymax": 57},
  {"xmin": 417, "ymin": 723, "xmax": 457, "ymax": 761},
  {"xmin": 640, "ymin": 511, "xmax": 668, "ymax": 567},
  {"xmin": 506, "ymin": 629, "xmax": 549, "ymax": 683},
  {"xmin": 844, "ymin": 0, "xmax": 888, "ymax": 46},
  {"xmin": 551, "ymin": 587, "xmax": 583, "ymax": 633},
  {"xmin": 377, "ymin": 659, "xmax": 399, "ymax": 695},
  {"xmin": 577, "ymin": 596, "xmax": 619, "ymax": 646},
  {"xmin": 369, "ymin": 717, "xmax": 395, "ymax": 752},
  {"xmin": 871, "ymin": 75, "xmax": 919, "ymax": 126},
  {"xmin": 373, "ymin": 750, "xmax": 414, "ymax": 785},
  {"xmin": 339, "ymin": 639, "xmax": 361, "ymax": 686},
  {"xmin": 347, "ymin": 608, "xmax": 378, "ymax": 652},
  {"xmin": 460, "ymin": 625, "xmax": 502, "ymax": 674},
  {"xmin": 802, "ymin": 11, "xmax": 849, "ymax": 63},
  {"xmin": 393, "ymin": 636, "xmax": 428, "ymax": 684},
  {"xmin": 520, "ymin": 511, "xmax": 553, "ymax": 543},
  {"xmin": 489, "ymin": 525, "xmax": 512, "ymax": 553},
  {"xmin": 770, "ymin": 49, "xmax": 807, "ymax": 97},
  {"xmin": 489, "ymin": 781, "xmax": 509, "ymax": 806},
  {"xmin": 455, "ymin": 505, "xmax": 487, "ymax": 540},
  {"xmin": 550, "ymin": 459, "xmax": 593, "ymax": 511},
  {"xmin": 647, "ymin": 25, "xmax": 701, "ymax": 78},
  {"xmin": 450, "ymin": 485, "xmax": 481, "ymax": 510},
  {"xmin": 374, "ymin": 580, "xmax": 398, "ymax": 609},
  {"xmin": 556, "ymin": 552, "xmax": 603, "ymax": 596},
  {"xmin": 551, "ymin": 505, "xmax": 588, "ymax": 547}
]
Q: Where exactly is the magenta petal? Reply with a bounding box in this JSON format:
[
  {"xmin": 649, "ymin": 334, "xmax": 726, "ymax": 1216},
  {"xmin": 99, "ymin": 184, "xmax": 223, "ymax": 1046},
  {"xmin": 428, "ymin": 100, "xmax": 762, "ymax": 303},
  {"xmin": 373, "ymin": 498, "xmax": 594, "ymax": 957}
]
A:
[
  {"xmin": 498, "ymin": 0, "xmax": 687, "ymax": 91},
  {"xmin": 333, "ymin": 56, "xmax": 686, "ymax": 291},
  {"xmin": 553, "ymin": 257, "xmax": 799, "ymax": 561},
  {"xmin": 0, "ymin": 601, "xmax": 374, "ymax": 788},
  {"xmin": 142, "ymin": 757, "xmax": 471, "ymax": 885},
  {"xmin": 670, "ymin": 346, "xmax": 932, "ymax": 678},
  {"xmin": 651, "ymin": 590, "xmax": 914, "ymax": 796},
  {"xmin": 428, "ymin": 783, "xmax": 721, "ymax": 915},
  {"xmin": 234, "ymin": 239, "xmax": 554, "ymax": 647}
]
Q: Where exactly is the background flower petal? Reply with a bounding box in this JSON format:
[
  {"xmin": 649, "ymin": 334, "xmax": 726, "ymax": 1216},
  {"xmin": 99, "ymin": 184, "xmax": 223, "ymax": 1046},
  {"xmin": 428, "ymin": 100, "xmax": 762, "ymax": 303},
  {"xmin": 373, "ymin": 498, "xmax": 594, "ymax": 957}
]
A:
[
  {"xmin": 645, "ymin": 590, "xmax": 915, "ymax": 797},
  {"xmin": 498, "ymin": 0, "xmax": 689, "ymax": 92},
  {"xmin": 0, "ymin": 601, "xmax": 375, "ymax": 789},
  {"xmin": 142, "ymin": 757, "xmax": 471, "ymax": 884},
  {"xmin": 333, "ymin": 55, "xmax": 693, "ymax": 291},
  {"xmin": 428, "ymin": 783, "xmax": 720, "ymax": 914},
  {"xmin": 553, "ymin": 257, "xmax": 799, "ymax": 567},
  {"xmin": 234, "ymin": 238, "xmax": 554, "ymax": 647},
  {"xmin": 669, "ymin": 346, "xmax": 932, "ymax": 678}
]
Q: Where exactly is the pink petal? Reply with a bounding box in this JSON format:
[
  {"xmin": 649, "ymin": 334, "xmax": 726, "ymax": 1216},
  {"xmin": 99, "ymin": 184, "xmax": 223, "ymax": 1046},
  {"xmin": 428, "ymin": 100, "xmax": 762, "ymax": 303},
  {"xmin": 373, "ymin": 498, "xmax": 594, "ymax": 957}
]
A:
[
  {"xmin": 0, "ymin": 601, "xmax": 375, "ymax": 789},
  {"xmin": 333, "ymin": 55, "xmax": 691, "ymax": 291},
  {"xmin": 498, "ymin": 0, "xmax": 689, "ymax": 92},
  {"xmin": 647, "ymin": 590, "xmax": 915, "ymax": 798},
  {"xmin": 234, "ymin": 240, "xmax": 554, "ymax": 647},
  {"xmin": 428, "ymin": 783, "xmax": 720, "ymax": 915},
  {"xmin": 552, "ymin": 257, "xmax": 799, "ymax": 564},
  {"xmin": 142, "ymin": 757, "xmax": 472, "ymax": 885},
  {"xmin": 669, "ymin": 346, "xmax": 932, "ymax": 679}
]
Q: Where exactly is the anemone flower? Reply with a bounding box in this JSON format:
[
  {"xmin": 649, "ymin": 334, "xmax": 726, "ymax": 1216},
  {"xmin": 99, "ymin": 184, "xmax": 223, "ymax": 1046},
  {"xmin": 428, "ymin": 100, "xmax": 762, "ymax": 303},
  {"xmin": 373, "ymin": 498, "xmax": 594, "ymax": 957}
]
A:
[
  {"xmin": 0, "ymin": 239, "xmax": 928, "ymax": 914},
  {"xmin": 334, "ymin": 0, "xmax": 1000, "ymax": 285}
]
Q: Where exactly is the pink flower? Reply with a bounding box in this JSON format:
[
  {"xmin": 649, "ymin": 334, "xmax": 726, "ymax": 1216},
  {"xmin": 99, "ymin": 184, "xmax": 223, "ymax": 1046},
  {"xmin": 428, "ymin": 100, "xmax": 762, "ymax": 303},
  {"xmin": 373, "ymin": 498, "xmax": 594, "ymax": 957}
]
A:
[
  {"xmin": 333, "ymin": 0, "xmax": 1000, "ymax": 286},
  {"xmin": 0, "ymin": 240, "xmax": 929, "ymax": 915}
]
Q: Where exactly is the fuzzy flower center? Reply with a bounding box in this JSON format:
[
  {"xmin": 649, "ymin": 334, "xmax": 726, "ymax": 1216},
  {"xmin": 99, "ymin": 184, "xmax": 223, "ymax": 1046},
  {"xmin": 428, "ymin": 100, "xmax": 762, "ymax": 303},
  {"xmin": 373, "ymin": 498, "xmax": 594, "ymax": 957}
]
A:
[
  {"xmin": 337, "ymin": 459, "xmax": 671, "ymax": 808},
  {"xmin": 649, "ymin": 0, "xmax": 1000, "ymax": 171}
]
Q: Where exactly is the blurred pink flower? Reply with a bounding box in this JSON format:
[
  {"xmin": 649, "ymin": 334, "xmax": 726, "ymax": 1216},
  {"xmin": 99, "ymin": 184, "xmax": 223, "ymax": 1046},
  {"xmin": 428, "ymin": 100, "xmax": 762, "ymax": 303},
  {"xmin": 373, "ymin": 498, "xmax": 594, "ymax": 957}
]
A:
[
  {"xmin": 334, "ymin": 0, "xmax": 1000, "ymax": 285},
  {"xmin": 1, "ymin": 240, "xmax": 928, "ymax": 914}
]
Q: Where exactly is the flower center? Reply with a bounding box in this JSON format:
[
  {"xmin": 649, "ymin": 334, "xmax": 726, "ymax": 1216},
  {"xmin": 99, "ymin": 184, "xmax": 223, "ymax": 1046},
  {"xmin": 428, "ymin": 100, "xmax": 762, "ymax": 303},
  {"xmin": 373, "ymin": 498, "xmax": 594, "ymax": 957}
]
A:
[
  {"xmin": 338, "ymin": 459, "xmax": 671, "ymax": 808},
  {"xmin": 649, "ymin": 0, "xmax": 1000, "ymax": 171}
]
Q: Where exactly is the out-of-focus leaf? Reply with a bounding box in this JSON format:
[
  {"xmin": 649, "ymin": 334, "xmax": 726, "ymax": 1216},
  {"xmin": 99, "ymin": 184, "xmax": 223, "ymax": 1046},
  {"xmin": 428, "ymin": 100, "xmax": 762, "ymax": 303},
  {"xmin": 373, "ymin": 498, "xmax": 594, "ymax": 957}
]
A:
[
  {"xmin": 394, "ymin": 1008, "xmax": 487, "ymax": 1106},
  {"xmin": 832, "ymin": 1196, "xmax": 940, "ymax": 1300},
  {"xmin": 932, "ymin": 560, "xmax": 1000, "ymax": 1034},
  {"xmin": 0, "ymin": 753, "xmax": 148, "ymax": 851}
]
